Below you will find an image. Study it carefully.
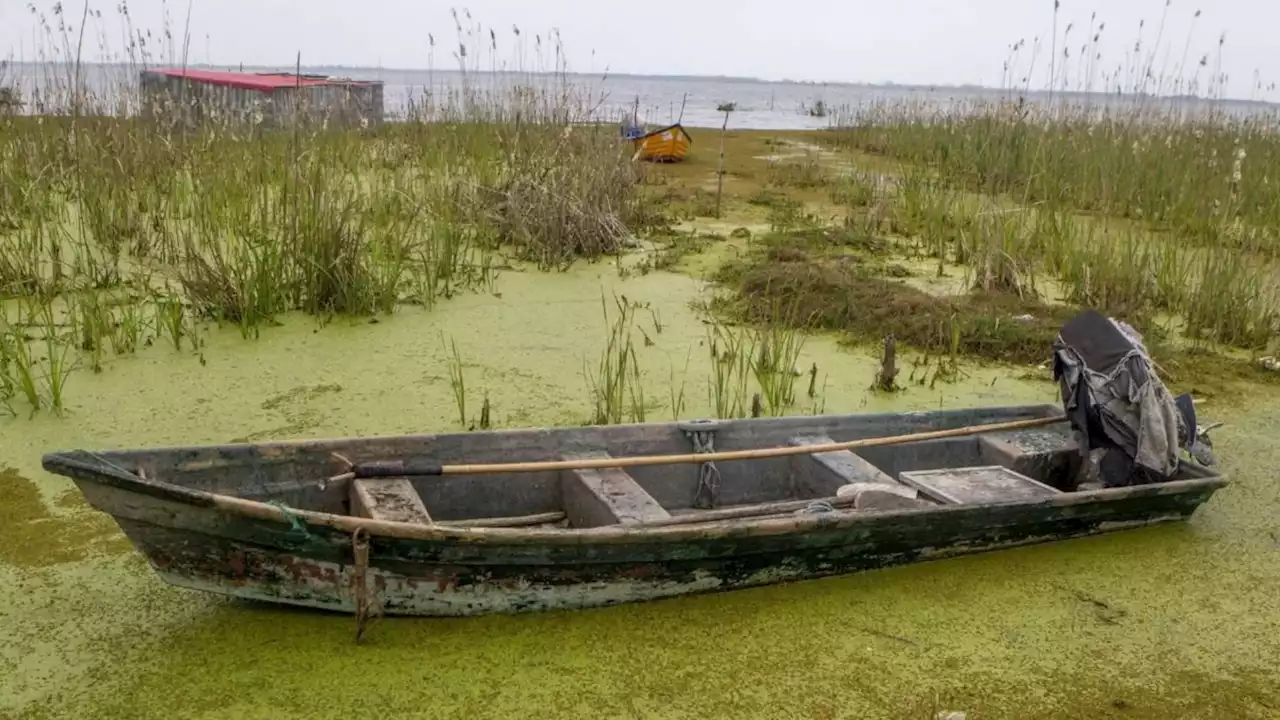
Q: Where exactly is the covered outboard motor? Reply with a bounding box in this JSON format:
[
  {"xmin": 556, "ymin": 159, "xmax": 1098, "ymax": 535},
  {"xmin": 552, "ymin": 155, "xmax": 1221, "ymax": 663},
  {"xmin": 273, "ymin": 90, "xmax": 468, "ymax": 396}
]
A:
[{"xmin": 1051, "ymin": 310, "xmax": 1215, "ymax": 489}]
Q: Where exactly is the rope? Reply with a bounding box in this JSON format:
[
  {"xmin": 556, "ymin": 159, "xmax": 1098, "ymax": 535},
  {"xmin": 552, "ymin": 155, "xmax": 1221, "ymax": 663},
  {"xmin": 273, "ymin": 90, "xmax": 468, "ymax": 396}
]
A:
[
  {"xmin": 684, "ymin": 423, "xmax": 722, "ymax": 510},
  {"xmin": 267, "ymin": 500, "xmax": 312, "ymax": 541},
  {"xmin": 798, "ymin": 500, "xmax": 836, "ymax": 515}
]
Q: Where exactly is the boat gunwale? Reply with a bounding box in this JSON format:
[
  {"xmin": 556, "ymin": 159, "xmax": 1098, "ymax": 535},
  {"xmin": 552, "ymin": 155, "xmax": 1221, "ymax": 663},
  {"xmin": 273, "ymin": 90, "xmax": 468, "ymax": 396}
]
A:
[
  {"xmin": 57, "ymin": 404, "xmax": 1070, "ymax": 463},
  {"xmin": 634, "ymin": 122, "xmax": 692, "ymax": 143},
  {"xmin": 39, "ymin": 404, "xmax": 1227, "ymax": 545},
  {"xmin": 43, "ymin": 448, "xmax": 1229, "ymax": 546}
]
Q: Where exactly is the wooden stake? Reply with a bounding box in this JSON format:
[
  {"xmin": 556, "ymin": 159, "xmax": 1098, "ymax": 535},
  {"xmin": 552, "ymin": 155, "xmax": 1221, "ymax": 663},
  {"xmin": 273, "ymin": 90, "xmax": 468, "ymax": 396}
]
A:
[
  {"xmin": 714, "ymin": 105, "xmax": 732, "ymax": 218},
  {"xmin": 876, "ymin": 333, "xmax": 899, "ymax": 392}
]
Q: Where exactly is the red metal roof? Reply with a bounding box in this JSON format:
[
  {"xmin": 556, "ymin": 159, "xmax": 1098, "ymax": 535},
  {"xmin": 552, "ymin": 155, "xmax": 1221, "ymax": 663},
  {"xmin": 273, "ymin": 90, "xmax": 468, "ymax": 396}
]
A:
[{"xmin": 145, "ymin": 68, "xmax": 364, "ymax": 91}]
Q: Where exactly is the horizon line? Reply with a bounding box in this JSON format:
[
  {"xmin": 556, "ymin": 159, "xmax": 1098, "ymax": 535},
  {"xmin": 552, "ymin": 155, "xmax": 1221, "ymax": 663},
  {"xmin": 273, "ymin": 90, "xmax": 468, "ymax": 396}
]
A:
[{"xmin": 4, "ymin": 60, "xmax": 1275, "ymax": 106}]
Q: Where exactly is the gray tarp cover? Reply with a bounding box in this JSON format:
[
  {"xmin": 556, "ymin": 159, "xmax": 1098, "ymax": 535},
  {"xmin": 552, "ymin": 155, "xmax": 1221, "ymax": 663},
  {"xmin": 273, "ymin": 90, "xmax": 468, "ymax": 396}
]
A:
[{"xmin": 1052, "ymin": 310, "xmax": 1185, "ymax": 479}]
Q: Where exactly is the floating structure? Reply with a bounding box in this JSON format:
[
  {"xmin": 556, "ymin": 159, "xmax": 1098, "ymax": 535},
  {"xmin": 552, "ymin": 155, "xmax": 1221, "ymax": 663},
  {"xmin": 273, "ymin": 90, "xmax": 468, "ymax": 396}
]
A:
[
  {"xmin": 138, "ymin": 68, "xmax": 383, "ymax": 130},
  {"xmin": 42, "ymin": 402, "xmax": 1224, "ymax": 622}
]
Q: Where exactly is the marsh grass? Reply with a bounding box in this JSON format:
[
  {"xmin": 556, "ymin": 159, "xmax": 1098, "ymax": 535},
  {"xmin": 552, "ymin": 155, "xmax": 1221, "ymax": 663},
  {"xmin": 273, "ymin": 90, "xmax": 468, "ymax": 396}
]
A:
[
  {"xmin": 822, "ymin": 15, "xmax": 1280, "ymax": 352},
  {"xmin": 836, "ymin": 101, "xmax": 1280, "ymax": 254},
  {"xmin": 408, "ymin": 221, "xmax": 493, "ymax": 306},
  {"xmin": 1, "ymin": 9, "xmax": 652, "ymax": 413},
  {"xmin": 585, "ymin": 294, "xmax": 645, "ymax": 425},
  {"xmin": 749, "ymin": 305, "xmax": 806, "ymax": 415},
  {"xmin": 109, "ymin": 292, "xmax": 148, "ymax": 355},
  {"xmin": 72, "ymin": 290, "xmax": 111, "ymax": 372},
  {"xmin": 485, "ymin": 123, "xmax": 651, "ymax": 269},
  {"xmin": 667, "ymin": 348, "xmax": 692, "ymax": 421},
  {"xmin": 642, "ymin": 230, "xmax": 719, "ymax": 274},
  {"xmin": 154, "ymin": 293, "xmax": 186, "ymax": 350},
  {"xmin": 828, "ymin": 173, "xmax": 879, "ymax": 209},
  {"xmin": 716, "ymin": 228, "xmax": 1077, "ymax": 365},
  {"xmin": 830, "ymin": 105, "xmax": 1280, "ymax": 350},
  {"xmin": 707, "ymin": 321, "xmax": 754, "ymax": 419},
  {"xmin": 1184, "ymin": 249, "xmax": 1278, "ymax": 349},
  {"xmin": 765, "ymin": 152, "xmax": 828, "ymax": 189},
  {"xmin": 703, "ymin": 310, "xmax": 806, "ymax": 419},
  {"xmin": 0, "ymin": 327, "xmax": 21, "ymax": 415},
  {"xmin": 0, "ymin": 225, "xmax": 57, "ymax": 296},
  {"xmin": 751, "ymin": 332, "xmax": 803, "ymax": 415},
  {"xmin": 42, "ymin": 323, "xmax": 75, "ymax": 413},
  {"xmin": 965, "ymin": 212, "xmax": 1040, "ymax": 300},
  {"xmin": 444, "ymin": 334, "xmax": 468, "ymax": 428},
  {"xmin": 0, "ymin": 296, "xmax": 77, "ymax": 415},
  {"xmin": 6, "ymin": 327, "xmax": 41, "ymax": 411},
  {"xmin": 765, "ymin": 196, "xmax": 817, "ymax": 233}
]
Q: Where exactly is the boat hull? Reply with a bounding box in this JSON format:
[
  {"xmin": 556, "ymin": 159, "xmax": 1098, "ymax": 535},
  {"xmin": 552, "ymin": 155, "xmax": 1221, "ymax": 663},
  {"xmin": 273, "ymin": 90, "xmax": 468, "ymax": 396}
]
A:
[
  {"xmin": 87, "ymin": 476, "xmax": 1220, "ymax": 617},
  {"xmin": 632, "ymin": 124, "xmax": 691, "ymax": 162}
]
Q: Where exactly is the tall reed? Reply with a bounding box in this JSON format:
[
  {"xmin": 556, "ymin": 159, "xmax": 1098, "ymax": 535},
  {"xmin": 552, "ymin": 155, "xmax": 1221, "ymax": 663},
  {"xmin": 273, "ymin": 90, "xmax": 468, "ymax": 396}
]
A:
[
  {"xmin": 444, "ymin": 334, "xmax": 468, "ymax": 428},
  {"xmin": 585, "ymin": 294, "xmax": 645, "ymax": 425},
  {"xmin": 1, "ymin": 8, "xmax": 649, "ymax": 413},
  {"xmin": 833, "ymin": 98, "xmax": 1280, "ymax": 349}
]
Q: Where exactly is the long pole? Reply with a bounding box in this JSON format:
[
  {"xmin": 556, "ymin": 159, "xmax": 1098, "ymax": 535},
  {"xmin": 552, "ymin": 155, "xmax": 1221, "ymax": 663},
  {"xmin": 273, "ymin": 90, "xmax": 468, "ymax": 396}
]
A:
[
  {"xmin": 714, "ymin": 109, "xmax": 729, "ymax": 218},
  {"xmin": 332, "ymin": 415, "xmax": 1065, "ymax": 481}
]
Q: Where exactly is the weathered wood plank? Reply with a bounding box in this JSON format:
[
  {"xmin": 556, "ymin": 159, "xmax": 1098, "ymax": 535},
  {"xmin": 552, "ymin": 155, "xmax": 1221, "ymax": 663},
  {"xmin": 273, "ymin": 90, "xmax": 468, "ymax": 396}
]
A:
[
  {"xmin": 788, "ymin": 433, "xmax": 898, "ymax": 498},
  {"xmin": 898, "ymin": 465, "xmax": 1061, "ymax": 505},
  {"xmin": 350, "ymin": 478, "xmax": 433, "ymax": 524},
  {"xmin": 560, "ymin": 452, "xmax": 672, "ymax": 527}
]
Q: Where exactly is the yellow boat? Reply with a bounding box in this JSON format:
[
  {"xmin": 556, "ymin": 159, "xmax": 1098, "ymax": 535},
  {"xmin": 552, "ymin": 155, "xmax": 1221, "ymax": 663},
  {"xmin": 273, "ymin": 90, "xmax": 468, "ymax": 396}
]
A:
[{"xmin": 630, "ymin": 123, "xmax": 693, "ymax": 162}]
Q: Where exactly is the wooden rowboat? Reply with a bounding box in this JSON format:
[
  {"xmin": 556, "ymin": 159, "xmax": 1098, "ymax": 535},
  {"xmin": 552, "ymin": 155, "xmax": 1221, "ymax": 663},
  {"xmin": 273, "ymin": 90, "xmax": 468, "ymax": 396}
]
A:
[{"xmin": 41, "ymin": 404, "xmax": 1225, "ymax": 623}]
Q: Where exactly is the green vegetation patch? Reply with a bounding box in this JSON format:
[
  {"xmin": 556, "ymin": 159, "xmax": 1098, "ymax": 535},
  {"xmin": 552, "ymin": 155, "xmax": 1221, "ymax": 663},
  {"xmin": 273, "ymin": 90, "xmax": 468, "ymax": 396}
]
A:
[{"xmin": 714, "ymin": 229, "xmax": 1082, "ymax": 365}]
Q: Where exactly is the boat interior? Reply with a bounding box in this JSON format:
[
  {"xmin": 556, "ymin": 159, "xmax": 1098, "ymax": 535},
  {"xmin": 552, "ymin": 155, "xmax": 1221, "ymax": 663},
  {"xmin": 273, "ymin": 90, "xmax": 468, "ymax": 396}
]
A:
[
  {"xmin": 349, "ymin": 425, "xmax": 1089, "ymax": 529},
  {"xmin": 101, "ymin": 406, "xmax": 1221, "ymax": 531}
]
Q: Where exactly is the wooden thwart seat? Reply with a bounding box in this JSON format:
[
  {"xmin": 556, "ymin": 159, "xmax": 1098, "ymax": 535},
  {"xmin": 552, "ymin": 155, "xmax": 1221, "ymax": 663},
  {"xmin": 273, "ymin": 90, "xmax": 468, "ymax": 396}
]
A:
[
  {"xmin": 898, "ymin": 465, "xmax": 1061, "ymax": 505},
  {"xmin": 978, "ymin": 429, "xmax": 1081, "ymax": 490},
  {"xmin": 788, "ymin": 434, "xmax": 899, "ymax": 498},
  {"xmin": 350, "ymin": 477, "xmax": 434, "ymax": 524},
  {"xmin": 560, "ymin": 451, "xmax": 672, "ymax": 527}
]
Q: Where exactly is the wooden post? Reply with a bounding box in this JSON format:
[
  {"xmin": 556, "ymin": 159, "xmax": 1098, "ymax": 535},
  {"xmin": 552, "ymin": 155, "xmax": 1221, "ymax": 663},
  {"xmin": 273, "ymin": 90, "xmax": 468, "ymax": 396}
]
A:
[
  {"xmin": 876, "ymin": 333, "xmax": 899, "ymax": 392},
  {"xmin": 715, "ymin": 102, "xmax": 735, "ymax": 219}
]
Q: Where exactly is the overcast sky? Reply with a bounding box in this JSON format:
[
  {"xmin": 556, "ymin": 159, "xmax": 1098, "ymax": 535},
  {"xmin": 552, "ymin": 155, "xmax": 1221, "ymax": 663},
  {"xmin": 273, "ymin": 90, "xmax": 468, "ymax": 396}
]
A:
[{"xmin": 3, "ymin": 0, "xmax": 1277, "ymax": 99}]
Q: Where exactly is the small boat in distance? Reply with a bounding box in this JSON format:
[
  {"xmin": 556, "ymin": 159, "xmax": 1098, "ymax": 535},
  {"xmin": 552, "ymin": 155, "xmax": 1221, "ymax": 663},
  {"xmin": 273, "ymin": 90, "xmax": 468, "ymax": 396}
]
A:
[
  {"xmin": 41, "ymin": 403, "xmax": 1226, "ymax": 621},
  {"xmin": 625, "ymin": 122, "xmax": 693, "ymax": 162}
]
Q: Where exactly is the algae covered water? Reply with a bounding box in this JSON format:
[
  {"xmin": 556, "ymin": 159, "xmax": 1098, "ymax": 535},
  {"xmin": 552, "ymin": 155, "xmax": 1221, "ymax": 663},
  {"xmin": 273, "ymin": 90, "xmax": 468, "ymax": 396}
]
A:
[{"xmin": 2, "ymin": 262, "xmax": 1279, "ymax": 719}]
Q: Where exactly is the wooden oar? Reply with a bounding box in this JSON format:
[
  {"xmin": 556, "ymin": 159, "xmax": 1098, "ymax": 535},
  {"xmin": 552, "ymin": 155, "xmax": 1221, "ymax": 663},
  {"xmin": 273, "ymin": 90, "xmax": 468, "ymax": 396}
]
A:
[{"xmin": 328, "ymin": 414, "xmax": 1066, "ymax": 483}]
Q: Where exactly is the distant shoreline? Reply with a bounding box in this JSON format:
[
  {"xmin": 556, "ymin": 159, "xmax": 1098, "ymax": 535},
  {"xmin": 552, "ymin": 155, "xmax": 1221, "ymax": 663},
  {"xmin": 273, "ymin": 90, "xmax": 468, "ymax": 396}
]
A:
[{"xmin": 6, "ymin": 61, "xmax": 1277, "ymax": 107}]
